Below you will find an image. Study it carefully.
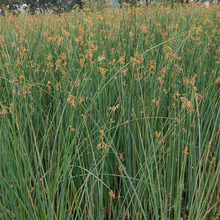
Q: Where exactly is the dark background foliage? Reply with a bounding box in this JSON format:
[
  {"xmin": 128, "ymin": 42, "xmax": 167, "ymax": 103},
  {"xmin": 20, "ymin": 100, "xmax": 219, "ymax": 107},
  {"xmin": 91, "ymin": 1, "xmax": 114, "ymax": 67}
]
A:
[{"xmin": 0, "ymin": 0, "xmax": 84, "ymax": 11}]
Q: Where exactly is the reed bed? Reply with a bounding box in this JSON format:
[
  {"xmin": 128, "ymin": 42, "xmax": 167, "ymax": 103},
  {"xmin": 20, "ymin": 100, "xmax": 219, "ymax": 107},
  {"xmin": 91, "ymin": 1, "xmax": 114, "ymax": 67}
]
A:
[{"xmin": 0, "ymin": 3, "xmax": 220, "ymax": 219}]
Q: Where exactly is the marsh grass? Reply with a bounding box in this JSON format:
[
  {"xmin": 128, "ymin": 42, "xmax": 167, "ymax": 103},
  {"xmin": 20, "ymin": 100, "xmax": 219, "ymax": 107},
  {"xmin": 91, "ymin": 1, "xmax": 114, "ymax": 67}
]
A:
[{"xmin": 0, "ymin": 3, "xmax": 220, "ymax": 219}]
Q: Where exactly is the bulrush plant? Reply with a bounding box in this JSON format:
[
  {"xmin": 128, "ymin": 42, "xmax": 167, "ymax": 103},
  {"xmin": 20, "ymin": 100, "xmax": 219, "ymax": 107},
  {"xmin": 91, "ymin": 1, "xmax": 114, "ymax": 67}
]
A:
[{"xmin": 0, "ymin": 3, "xmax": 220, "ymax": 220}]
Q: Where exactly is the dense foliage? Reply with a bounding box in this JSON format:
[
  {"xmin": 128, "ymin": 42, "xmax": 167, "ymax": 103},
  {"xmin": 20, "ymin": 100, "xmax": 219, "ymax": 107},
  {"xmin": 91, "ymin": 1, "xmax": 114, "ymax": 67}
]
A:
[
  {"xmin": 0, "ymin": 0, "xmax": 83, "ymax": 11},
  {"xmin": 0, "ymin": 3, "xmax": 220, "ymax": 220},
  {"xmin": 0, "ymin": 0, "xmax": 211, "ymax": 12}
]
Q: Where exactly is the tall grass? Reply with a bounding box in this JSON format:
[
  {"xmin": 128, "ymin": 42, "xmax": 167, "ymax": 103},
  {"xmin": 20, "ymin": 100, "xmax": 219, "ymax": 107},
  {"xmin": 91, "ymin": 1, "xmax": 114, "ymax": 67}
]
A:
[{"xmin": 0, "ymin": 3, "xmax": 220, "ymax": 219}]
